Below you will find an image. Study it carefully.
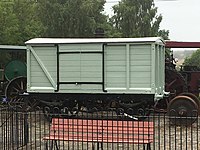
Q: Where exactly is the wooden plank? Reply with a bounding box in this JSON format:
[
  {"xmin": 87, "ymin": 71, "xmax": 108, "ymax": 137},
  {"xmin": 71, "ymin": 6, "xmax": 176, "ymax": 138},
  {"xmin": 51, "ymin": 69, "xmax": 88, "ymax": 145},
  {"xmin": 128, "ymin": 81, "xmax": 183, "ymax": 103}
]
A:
[
  {"xmin": 44, "ymin": 135, "xmax": 153, "ymax": 144},
  {"xmin": 52, "ymin": 119, "xmax": 154, "ymax": 127},
  {"xmin": 50, "ymin": 125, "xmax": 154, "ymax": 135},
  {"xmin": 45, "ymin": 118, "xmax": 154, "ymax": 144},
  {"xmin": 44, "ymin": 128, "xmax": 154, "ymax": 139}
]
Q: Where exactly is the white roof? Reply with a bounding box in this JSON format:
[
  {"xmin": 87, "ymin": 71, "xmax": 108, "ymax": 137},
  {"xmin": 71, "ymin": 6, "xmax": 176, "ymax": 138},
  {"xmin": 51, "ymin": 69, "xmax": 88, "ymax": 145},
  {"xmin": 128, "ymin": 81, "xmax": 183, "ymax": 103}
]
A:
[
  {"xmin": 0, "ymin": 45, "xmax": 26, "ymax": 50},
  {"xmin": 25, "ymin": 37, "xmax": 165, "ymax": 45}
]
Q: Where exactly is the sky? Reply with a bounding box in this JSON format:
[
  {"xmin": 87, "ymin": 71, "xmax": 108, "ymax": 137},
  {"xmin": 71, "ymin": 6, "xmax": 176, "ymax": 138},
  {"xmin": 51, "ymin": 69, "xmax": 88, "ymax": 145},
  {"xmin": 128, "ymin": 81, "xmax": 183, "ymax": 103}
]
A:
[{"xmin": 104, "ymin": 0, "xmax": 200, "ymax": 42}]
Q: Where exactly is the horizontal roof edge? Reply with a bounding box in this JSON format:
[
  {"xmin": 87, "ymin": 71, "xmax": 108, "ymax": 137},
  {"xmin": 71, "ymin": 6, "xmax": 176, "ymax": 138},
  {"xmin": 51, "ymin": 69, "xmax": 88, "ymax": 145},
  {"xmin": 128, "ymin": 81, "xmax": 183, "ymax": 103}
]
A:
[
  {"xmin": 0, "ymin": 45, "xmax": 26, "ymax": 50},
  {"xmin": 25, "ymin": 37, "xmax": 165, "ymax": 45}
]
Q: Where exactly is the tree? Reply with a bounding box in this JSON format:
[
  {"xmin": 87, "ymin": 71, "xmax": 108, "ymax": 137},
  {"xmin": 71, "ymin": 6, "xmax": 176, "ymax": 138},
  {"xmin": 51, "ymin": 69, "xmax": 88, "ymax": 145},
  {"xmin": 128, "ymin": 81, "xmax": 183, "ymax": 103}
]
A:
[
  {"xmin": 0, "ymin": 1, "xmax": 44, "ymax": 45},
  {"xmin": 184, "ymin": 49, "xmax": 200, "ymax": 68},
  {"xmin": 158, "ymin": 29, "xmax": 169, "ymax": 40},
  {"xmin": 37, "ymin": 0, "xmax": 108, "ymax": 37},
  {"xmin": 12, "ymin": 0, "xmax": 44, "ymax": 44},
  {"xmin": 110, "ymin": 0, "xmax": 169, "ymax": 38},
  {"xmin": 0, "ymin": 2, "xmax": 20, "ymax": 44}
]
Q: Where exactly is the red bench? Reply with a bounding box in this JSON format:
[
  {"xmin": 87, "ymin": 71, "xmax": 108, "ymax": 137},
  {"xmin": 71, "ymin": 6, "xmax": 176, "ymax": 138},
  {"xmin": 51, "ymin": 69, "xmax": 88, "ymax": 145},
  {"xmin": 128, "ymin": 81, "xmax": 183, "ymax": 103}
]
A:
[{"xmin": 43, "ymin": 118, "xmax": 154, "ymax": 150}]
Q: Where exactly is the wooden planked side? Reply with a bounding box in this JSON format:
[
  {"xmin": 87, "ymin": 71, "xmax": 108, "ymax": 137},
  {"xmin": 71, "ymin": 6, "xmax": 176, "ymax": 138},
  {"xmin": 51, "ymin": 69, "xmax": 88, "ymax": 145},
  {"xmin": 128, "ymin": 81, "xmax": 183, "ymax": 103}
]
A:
[
  {"xmin": 60, "ymin": 54, "xmax": 102, "ymax": 82},
  {"xmin": 105, "ymin": 45, "xmax": 126, "ymax": 89},
  {"xmin": 105, "ymin": 44, "xmax": 152, "ymax": 92},
  {"xmin": 129, "ymin": 45, "xmax": 152, "ymax": 89},
  {"xmin": 29, "ymin": 46, "xmax": 57, "ymax": 90},
  {"xmin": 59, "ymin": 44, "xmax": 103, "ymax": 92},
  {"xmin": 59, "ymin": 44, "xmax": 102, "ymax": 52}
]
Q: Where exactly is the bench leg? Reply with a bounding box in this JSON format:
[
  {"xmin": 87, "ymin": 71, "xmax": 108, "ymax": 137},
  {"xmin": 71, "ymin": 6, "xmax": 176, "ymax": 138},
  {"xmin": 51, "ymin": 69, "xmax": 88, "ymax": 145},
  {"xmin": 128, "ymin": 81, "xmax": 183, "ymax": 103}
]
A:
[
  {"xmin": 92, "ymin": 142, "xmax": 103, "ymax": 150},
  {"xmin": 146, "ymin": 143, "xmax": 151, "ymax": 150},
  {"xmin": 45, "ymin": 140, "xmax": 59, "ymax": 150},
  {"xmin": 55, "ymin": 140, "xmax": 59, "ymax": 150},
  {"xmin": 92, "ymin": 143, "xmax": 95, "ymax": 150},
  {"xmin": 101, "ymin": 142, "xmax": 103, "ymax": 150},
  {"xmin": 45, "ymin": 140, "xmax": 53, "ymax": 150},
  {"xmin": 143, "ymin": 144, "xmax": 151, "ymax": 150},
  {"xmin": 98, "ymin": 142, "xmax": 103, "ymax": 150}
]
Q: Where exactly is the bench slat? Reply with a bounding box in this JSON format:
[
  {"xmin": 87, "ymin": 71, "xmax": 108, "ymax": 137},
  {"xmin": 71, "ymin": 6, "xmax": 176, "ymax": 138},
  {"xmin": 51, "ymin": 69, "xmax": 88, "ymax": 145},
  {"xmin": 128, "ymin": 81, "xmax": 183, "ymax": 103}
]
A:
[
  {"xmin": 44, "ymin": 135, "xmax": 153, "ymax": 144},
  {"xmin": 44, "ymin": 133, "xmax": 153, "ymax": 140},
  {"xmin": 52, "ymin": 119, "xmax": 154, "ymax": 127},
  {"xmin": 49, "ymin": 129, "xmax": 154, "ymax": 136},
  {"xmin": 51, "ymin": 125, "xmax": 154, "ymax": 134},
  {"xmin": 45, "ymin": 118, "xmax": 154, "ymax": 145}
]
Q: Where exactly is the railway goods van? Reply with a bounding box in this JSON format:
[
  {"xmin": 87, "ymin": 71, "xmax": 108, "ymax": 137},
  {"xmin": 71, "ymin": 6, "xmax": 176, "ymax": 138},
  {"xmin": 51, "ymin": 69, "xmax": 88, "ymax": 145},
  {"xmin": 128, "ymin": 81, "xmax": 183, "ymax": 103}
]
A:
[{"xmin": 25, "ymin": 37, "xmax": 166, "ymax": 112}]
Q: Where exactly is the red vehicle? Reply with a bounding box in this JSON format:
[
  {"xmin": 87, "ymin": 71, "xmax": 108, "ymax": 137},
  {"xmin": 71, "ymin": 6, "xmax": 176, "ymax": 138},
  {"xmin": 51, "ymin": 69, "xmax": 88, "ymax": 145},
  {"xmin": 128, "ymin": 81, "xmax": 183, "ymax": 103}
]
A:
[
  {"xmin": 161, "ymin": 41, "xmax": 200, "ymax": 125},
  {"xmin": 165, "ymin": 41, "xmax": 200, "ymax": 97}
]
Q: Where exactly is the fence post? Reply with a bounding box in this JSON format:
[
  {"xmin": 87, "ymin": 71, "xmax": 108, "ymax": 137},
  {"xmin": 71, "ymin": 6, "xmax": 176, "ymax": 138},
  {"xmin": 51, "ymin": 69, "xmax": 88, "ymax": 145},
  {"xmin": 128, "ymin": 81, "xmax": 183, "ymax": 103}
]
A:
[
  {"xmin": 23, "ymin": 113, "xmax": 29, "ymax": 145},
  {"xmin": 12, "ymin": 112, "xmax": 19, "ymax": 147},
  {"xmin": 11, "ymin": 111, "xmax": 29, "ymax": 148}
]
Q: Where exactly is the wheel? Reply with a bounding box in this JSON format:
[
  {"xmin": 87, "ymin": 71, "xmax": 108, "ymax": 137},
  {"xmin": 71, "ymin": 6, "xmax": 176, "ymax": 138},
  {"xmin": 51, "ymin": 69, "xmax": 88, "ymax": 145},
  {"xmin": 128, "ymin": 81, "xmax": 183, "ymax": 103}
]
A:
[
  {"xmin": 167, "ymin": 95, "xmax": 198, "ymax": 126},
  {"xmin": 179, "ymin": 92, "xmax": 200, "ymax": 110},
  {"xmin": 118, "ymin": 102, "xmax": 150, "ymax": 120},
  {"xmin": 154, "ymin": 67, "xmax": 187, "ymax": 111},
  {"xmin": 63, "ymin": 99, "xmax": 81, "ymax": 115},
  {"xmin": 5, "ymin": 76, "xmax": 32, "ymax": 111}
]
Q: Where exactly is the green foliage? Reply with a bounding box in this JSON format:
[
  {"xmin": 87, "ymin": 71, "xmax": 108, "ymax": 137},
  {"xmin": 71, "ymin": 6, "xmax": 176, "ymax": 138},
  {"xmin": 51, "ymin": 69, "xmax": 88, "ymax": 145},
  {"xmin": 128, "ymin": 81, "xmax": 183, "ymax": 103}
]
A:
[
  {"xmin": 12, "ymin": 1, "xmax": 44, "ymax": 44},
  {"xmin": 0, "ymin": 2, "xmax": 20, "ymax": 45},
  {"xmin": 37, "ymin": 0, "xmax": 107, "ymax": 37},
  {"xmin": 0, "ymin": 0, "xmax": 169, "ymax": 44},
  {"xmin": 184, "ymin": 49, "xmax": 200, "ymax": 68},
  {"xmin": 0, "ymin": 1, "xmax": 44, "ymax": 45},
  {"xmin": 110, "ymin": 0, "xmax": 168, "ymax": 38},
  {"xmin": 158, "ymin": 29, "xmax": 169, "ymax": 40}
]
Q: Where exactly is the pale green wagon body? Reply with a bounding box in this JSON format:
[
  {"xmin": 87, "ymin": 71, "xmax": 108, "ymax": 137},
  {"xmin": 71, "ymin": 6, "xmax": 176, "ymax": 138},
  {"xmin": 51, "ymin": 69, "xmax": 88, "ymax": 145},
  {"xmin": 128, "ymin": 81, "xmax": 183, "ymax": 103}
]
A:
[{"xmin": 25, "ymin": 37, "xmax": 165, "ymax": 101}]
